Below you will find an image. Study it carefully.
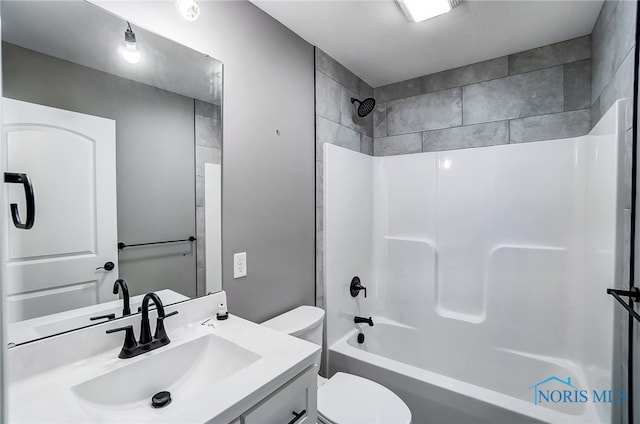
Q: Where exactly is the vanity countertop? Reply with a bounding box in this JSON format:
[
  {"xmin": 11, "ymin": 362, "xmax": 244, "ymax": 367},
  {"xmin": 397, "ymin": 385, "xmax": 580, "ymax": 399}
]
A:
[{"xmin": 8, "ymin": 292, "xmax": 320, "ymax": 423}]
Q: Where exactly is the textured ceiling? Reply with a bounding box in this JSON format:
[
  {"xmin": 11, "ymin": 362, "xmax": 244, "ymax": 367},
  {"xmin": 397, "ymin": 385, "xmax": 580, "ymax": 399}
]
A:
[{"xmin": 250, "ymin": 0, "xmax": 603, "ymax": 87}]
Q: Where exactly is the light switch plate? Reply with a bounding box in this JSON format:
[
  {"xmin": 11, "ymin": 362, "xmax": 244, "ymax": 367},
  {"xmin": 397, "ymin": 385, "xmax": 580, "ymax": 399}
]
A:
[{"xmin": 234, "ymin": 252, "xmax": 247, "ymax": 278}]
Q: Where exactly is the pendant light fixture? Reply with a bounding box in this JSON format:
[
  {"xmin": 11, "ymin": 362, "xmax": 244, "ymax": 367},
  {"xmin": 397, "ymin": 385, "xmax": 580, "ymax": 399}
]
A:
[{"xmin": 122, "ymin": 22, "xmax": 140, "ymax": 64}]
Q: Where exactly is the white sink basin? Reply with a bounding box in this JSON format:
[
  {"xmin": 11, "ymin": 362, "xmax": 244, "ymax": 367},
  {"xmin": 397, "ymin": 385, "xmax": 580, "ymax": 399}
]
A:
[
  {"xmin": 8, "ymin": 293, "xmax": 320, "ymax": 423},
  {"xmin": 72, "ymin": 333, "xmax": 260, "ymax": 409}
]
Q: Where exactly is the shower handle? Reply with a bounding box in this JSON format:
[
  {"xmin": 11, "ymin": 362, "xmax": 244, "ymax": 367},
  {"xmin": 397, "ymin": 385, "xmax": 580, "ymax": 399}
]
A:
[{"xmin": 350, "ymin": 276, "xmax": 367, "ymax": 298}]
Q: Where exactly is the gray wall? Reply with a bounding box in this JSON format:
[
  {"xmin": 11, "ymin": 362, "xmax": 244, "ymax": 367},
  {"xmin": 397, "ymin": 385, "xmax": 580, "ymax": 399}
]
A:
[
  {"xmin": 591, "ymin": 1, "xmax": 637, "ymax": 423},
  {"xmin": 314, "ymin": 47, "xmax": 373, "ymax": 309},
  {"xmin": 3, "ymin": 42, "xmax": 197, "ymax": 298},
  {"xmin": 591, "ymin": 0, "xmax": 636, "ymax": 130},
  {"xmin": 373, "ymin": 36, "xmax": 592, "ymax": 155},
  {"xmin": 190, "ymin": 2, "xmax": 316, "ymax": 322}
]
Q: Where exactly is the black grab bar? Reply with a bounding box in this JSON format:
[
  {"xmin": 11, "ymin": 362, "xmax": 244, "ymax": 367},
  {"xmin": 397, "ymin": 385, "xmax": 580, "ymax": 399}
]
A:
[{"xmin": 118, "ymin": 236, "xmax": 196, "ymax": 250}]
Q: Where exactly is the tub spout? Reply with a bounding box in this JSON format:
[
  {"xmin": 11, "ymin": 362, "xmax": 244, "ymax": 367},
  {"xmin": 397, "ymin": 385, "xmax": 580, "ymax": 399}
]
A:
[{"xmin": 354, "ymin": 316, "xmax": 374, "ymax": 326}]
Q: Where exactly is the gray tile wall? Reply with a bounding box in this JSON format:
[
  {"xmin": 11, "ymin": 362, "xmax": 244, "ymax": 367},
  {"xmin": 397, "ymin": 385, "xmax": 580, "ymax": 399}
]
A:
[
  {"xmin": 373, "ymin": 36, "xmax": 592, "ymax": 156},
  {"xmin": 591, "ymin": 2, "xmax": 637, "ymax": 424},
  {"xmin": 194, "ymin": 99, "xmax": 222, "ymax": 297},
  {"xmin": 591, "ymin": 0, "xmax": 636, "ymax": 129},
  {"xmin": 315, "ymin": 48, "xmax": 374, "ymax": 311}
]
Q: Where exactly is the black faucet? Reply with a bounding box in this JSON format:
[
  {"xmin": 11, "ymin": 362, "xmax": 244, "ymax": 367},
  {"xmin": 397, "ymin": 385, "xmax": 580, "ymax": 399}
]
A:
[
  {"xmin": 106, "ymin": 292, "xmax": 178, "ymax": 359},
  {"xmin": 113, "ymin": 279, "xmax": 131, "ymax": 316},
  {"xmin": 88, "ymin": 278, "xmax": 130, "ymax": 322},
  {"xmin": 140, "ymin": 292, "xmax": 167, "ymax": 344},
  {"xmin": 354, "ymin": 316, "xmax": 374, "ymax": 326},
  {"xmin": 350, "ymin": 276, "xmax": 367, "ymax": 298}
]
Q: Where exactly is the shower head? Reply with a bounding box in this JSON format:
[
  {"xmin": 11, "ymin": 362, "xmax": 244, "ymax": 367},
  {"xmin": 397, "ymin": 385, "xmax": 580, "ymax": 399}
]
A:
[{"xmin": 351, "ymin": 97, "xmax": 376, "ymax": 118}]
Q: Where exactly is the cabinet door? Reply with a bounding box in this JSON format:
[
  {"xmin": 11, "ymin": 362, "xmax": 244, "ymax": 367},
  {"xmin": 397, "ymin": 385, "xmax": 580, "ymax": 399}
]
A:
[{"xmin": 242, "ymin": 366, "xmax": 317, "ymax": 424}]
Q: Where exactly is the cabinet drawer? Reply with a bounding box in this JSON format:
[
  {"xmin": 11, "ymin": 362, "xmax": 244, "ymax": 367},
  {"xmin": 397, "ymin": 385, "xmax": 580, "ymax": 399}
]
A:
[{"xmin": 242, "ymin": 366, "xmax": 317, "ymax": 424}]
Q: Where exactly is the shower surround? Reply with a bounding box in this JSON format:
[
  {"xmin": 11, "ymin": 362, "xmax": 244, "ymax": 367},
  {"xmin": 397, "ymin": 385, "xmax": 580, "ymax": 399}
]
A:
[
  {"xmin": 323, "ymin": 101, "xmax": 625, "ymax": 423},
  {"xmin": 315, "ymin": 35, "xmax": 594, "ymax": 309}
]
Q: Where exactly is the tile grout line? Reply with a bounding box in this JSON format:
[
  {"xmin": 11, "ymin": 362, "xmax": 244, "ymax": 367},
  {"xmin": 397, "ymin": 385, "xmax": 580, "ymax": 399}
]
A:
[
  {"xmin": 380, "ymin": 108, "xmax": 590, "ymax": 140},
  {"xmin": 315, "ymin": 68, "xmax": 373, "ymax": 102},
  {"xmin": 378, "ymin": 58, "xmax": 590, "ymax": 104},
  {"xmin": 388, "ymin": 34, "xmax": 591, "ymax": 93},
  {"xmin": 316, "ymin": 115, "xmax": 367, "ymax": 143}
]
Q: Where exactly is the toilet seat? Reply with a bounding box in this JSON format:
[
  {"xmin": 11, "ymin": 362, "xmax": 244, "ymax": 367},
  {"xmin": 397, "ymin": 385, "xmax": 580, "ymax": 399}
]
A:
[{"xmin": 317, "ymin": 373, "xmax": 412, "ymax": 424}]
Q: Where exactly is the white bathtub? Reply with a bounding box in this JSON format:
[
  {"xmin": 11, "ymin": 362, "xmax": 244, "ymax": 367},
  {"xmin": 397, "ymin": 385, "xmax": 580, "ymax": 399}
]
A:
[
  {"xmin": 329, "ymin": 320, "xmax": 608, "ymax": 424},
  {"xmin": 323, "ymin": 104, "xmax": 624, "ymax": 423}
]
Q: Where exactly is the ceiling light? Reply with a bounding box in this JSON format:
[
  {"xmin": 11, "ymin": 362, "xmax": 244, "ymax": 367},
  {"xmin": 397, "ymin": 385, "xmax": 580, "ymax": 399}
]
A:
[
  {"xmin": 177, "ymin": 0, "xmax": 200, "ymax": 21},
  {"xmin": 396, "ymin": 0, "xmax": 459, "ymax": 23},
  {"xmin": 122, "ymin": 22, "xmax": 140, "ymax": 64}
]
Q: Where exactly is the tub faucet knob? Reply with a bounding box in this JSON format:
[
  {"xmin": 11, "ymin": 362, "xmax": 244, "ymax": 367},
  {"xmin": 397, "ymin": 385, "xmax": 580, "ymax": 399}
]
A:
[{"xmin": 350, "ymin": 276, "xmax": 367, "ymax": 298}]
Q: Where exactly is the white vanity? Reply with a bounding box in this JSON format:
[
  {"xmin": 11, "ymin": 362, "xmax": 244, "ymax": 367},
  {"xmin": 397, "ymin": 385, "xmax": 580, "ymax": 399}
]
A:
[{"xmin": 7, "ymin": 291, "xmax": 320, "ymax": 423}]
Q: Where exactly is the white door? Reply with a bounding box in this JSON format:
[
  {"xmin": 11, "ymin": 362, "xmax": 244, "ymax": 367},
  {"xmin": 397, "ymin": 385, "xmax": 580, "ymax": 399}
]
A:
[{"xmin": 2, "ymin": 98, "xmax": 118, "ymax": 322}]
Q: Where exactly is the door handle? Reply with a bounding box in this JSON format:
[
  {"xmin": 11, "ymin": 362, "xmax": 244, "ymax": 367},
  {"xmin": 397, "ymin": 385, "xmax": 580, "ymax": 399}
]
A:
[
  {"xmin": 4, "ymin": 172, "xmax": 35, "ymax": 230},
  {"xmin": 96, "ymin": 261, "xmax": 115, "ymax": 272}
]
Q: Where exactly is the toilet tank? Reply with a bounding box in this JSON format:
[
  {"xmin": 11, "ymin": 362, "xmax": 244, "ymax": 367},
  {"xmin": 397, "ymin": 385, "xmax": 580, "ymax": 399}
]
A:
[{"xmin": 261, "ymin": 306, "xmax": 325, "ymax": 346}]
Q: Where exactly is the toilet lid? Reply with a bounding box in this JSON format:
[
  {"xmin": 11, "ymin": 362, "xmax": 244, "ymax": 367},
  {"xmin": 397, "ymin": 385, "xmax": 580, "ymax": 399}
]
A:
[
  {"xmin": 318, "ymin": 373, "xmax": 411, "ymax": 424},
  {"xmin": 260, "ymin": 306, "xmax": 324, "ymax": 337}
]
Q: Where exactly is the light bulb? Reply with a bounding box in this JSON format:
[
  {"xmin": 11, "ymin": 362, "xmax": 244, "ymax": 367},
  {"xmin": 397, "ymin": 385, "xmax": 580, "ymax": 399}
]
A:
[
  {"xmin": 122, "ymin": 23, "xmax": 140, "ymax": 64},
  {"xmin": 177, "ymin": 0, "xmax": 200, "ymax": 21},
  {"xmin": 122, "ymin": 44, "xmax": 140, "ymax": 64}
]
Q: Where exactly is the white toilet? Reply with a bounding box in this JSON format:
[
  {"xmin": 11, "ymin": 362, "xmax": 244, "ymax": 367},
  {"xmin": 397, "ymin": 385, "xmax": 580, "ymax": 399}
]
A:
[{"xmin": 262, "ymin": 306, "xmax": 412, "ymax": 424}]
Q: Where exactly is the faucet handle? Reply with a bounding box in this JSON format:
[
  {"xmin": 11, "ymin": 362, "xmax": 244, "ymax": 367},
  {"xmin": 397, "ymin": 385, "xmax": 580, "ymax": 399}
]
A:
[
  {"xmin": 164, "ymin": 310, "xmax": 179, "ymax": 319},
  {"xmin": 350, "ymin": 276, "xmax": 367, "ymax": 298},
  {"xmin": 154, "ymin": 310, "xmax": 179, "ymax": 342},
  {"xmin": 90, "ymin": 313, "xmax": 116, "ymax": 321},
  {"xmin": 106, "ymin": 325, "xmax": 138, "ymax": 359}
]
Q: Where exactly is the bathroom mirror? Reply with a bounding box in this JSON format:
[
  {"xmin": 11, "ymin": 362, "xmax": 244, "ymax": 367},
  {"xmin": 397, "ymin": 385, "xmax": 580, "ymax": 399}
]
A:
[{"xmin": 1, "ymin": 0, "xmax": 223, "ymax": 345}]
